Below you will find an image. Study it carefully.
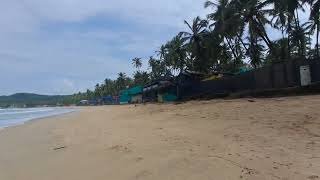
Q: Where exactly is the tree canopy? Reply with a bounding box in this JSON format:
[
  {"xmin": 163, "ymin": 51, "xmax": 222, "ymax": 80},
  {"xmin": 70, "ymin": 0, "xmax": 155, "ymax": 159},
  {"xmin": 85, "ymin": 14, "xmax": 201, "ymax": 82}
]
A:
[{"xmin": 66, "ymin": 0, "xmax": 319, "ymax": 103}]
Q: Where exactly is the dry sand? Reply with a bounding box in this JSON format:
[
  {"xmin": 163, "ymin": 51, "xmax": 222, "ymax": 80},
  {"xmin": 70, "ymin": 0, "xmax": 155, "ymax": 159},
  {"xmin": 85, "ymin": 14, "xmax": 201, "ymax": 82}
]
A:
[{"xmin": 1, "ymin": 96, "xmax": 320, "ymax": 180}]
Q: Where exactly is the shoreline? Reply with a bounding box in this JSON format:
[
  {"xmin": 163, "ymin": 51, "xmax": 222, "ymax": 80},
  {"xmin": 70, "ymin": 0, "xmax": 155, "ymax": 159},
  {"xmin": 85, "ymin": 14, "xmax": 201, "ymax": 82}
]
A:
[
  {"xmin": 0, "ymin": 107, "xmax": 80, "ymax": 131},
  {"xmin": 0, "ymin": 96, "xmax": 320, "ymax": 180}
]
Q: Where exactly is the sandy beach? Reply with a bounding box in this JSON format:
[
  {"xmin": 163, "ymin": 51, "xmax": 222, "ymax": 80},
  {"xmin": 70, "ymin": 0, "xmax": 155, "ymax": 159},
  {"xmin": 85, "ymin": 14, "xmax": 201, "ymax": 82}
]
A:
[{"xmin": 1, "ymin": 96, "xmax": 320, "ymax": 180}]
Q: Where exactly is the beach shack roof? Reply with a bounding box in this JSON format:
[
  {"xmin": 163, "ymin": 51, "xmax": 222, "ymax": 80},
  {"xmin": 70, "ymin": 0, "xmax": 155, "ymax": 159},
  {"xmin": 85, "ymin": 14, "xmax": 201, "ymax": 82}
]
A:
[
  {"xmin": 79, "ymin": 100, "xmax": 89, "ymax": 104},
  {"xmin": 143, "ymin": 80, "xmax": 174, "ymax": 93}
]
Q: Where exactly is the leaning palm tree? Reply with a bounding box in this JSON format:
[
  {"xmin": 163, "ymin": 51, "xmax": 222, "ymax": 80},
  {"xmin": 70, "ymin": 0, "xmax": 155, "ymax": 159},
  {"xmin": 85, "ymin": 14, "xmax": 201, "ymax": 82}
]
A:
[
  {"xmin": 246, "ymin": 11, "xmax": 266, "ymax": 69},
  {"xmin": 247, "ymin": 35, "xmax": 265, "ymax": 68},
  {"xmin": 132, "ymin": 57, "xmax": 142, "ymax": 70},
  {"xmin": 239, "ymin": 0, "xmax": 273, "ymax": 49},
  {"xmin": 205, "ymin": 0, "xmax": 246, "ymax": 72}
]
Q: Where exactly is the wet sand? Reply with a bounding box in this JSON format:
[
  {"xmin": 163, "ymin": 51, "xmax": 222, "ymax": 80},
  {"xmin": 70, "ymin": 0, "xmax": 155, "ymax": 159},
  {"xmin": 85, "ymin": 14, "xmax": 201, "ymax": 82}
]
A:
[{"xmin": 1, "ymin": 96, "xmax": 320, "ymax": 180}]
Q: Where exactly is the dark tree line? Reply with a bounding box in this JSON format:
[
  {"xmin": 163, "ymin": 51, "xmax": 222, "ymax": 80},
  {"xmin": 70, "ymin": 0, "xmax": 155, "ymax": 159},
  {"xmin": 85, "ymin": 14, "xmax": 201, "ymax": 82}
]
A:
[{"xmin": 66, "ymin": 0, "xmax": 319, "ymax": 103}]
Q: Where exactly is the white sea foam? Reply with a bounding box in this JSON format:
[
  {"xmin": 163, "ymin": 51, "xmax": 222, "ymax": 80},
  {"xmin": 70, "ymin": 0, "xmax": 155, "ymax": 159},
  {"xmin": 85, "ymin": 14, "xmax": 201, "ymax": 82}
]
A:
[
  {"xmin": 0, "ymin": 107, "xmax": 77, "ymax": 128},
  {"xmin": 0, "ymin": 109, "xmax": 55, "ymax": 115}
]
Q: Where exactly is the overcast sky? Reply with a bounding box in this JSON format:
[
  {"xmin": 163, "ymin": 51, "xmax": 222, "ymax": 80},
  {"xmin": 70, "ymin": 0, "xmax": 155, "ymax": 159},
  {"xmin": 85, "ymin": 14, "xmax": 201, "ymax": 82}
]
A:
[
  {"xmin": 0, "ymin": 0, "xmax": 212, "ymax": 95},
  {"xmin": 0, "ymin": 0, "xmax": 313, "ymax": 95}
]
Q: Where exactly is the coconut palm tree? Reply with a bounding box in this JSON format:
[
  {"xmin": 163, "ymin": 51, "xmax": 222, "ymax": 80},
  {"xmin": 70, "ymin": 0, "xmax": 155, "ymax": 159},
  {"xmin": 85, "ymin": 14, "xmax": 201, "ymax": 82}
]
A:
[
  {"xmin": 266, "ymin": 0, "xmax": 290, "ymax": 60},
  {"xmin": 290, "ymin": 22, "xmax": 312, "ymax": 57},
  {"xmin": 116, "ymin": 72, "xmax": 129, "ymax": 91},
  {"xmin": 132, "ymin": 57, "xmax": 142, "ymax": 70},
  {"xmin": 148, "ymin": 56, "xmax": 167, "ymax": 80},
  {"xmin": 94, "ymin": 83, "xmax": 103, "ymax": 97},
  {"xmin": 238, "ymin": 0, "xmax": 274, "ymax": 49},
  {"xmin": 133, "ymin": 71, "xmax": 150, "ymax": 86},
  {"xmin": 180, "ymin": 16, "xmax": 209, "ymax": 72},
  {"xmin": 157, "ymin": 45, "xmax": 168, "ymax": 61},
  {"xmin": 165, "ymin": 34, "xmax": 188, "ymax": 73},
  {"xmin": 304, "ymin": 0, "xmax": 320, "ymax": 58},
  {"xmin": 247, "ymin": 20, "xmax": 266, "ymax": 68},
  {"xmin": 205, "ymin": 0, "xmax": 246, "ymax": 72},
  {"xmin": 265, "ymin": 38, "xmax": 289, "ymax": 63},
  {"xmin": 287, "ymin": 0, "xmax": 304, "ymax": 57},
  {"xmin": 247, "ymin": 38, "xmax": 265, "ymax": 68}
]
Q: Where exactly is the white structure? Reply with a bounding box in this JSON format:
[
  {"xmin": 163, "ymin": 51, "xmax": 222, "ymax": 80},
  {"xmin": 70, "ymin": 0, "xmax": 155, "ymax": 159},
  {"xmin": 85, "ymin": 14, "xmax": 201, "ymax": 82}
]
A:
[{"xmin": 300, "ymin": 65, "xmax": 311, "ymax": 86}]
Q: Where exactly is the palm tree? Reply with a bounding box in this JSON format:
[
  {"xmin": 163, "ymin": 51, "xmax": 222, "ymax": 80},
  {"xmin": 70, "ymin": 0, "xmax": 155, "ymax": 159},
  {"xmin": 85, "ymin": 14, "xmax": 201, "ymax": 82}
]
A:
[
  {"xmin": 290, "ymin": 22, "xmax": 311, "ymax": 57},
  {"xmin": 287, "ymin": 0, "xmax": 304, "ymax": 57},
  {"xmin": 266, "ymin": 0, "xmax": 289, "ymax": 60},
  {"xmin": 94, "ymin": 83, "xmax": 102, "ymax": 97},
  {"xmin": 116, "ymin": 72, "xmax": 128, "ymax": 91},
  {"xmin": 180, "ymin": 16, "xmax": 209, "ymax": 72},
  {"xmin": 103, "ymin": 78, "xmax": 117, "ymax": 96},
  {"xmin": 148, "ymin": 56, "xmax": 167, "ymax": 80},
  {"xmin": 165, "ymin": 34, "xmax": 187, "ymax": 73},
  {"xmin": 132, "ymin": 57, "xmax": 142, "ymax": 70},
  {"xmin": 267, "ymin": 0, "xmax": 304, "ymax": 59},
  {"xmin": 157, "ymin": 45, "xmax": 168, "ymax": 61},
  {"xmin": 86, "ymin": 89, "xmax": 93, "ymax": 100},
  {"xmin": 239, "ymin": 0, "xmax": 274, "ymax": 50},
  {"xmin": 205, "ymin": 0, "xmax": 247, "ymax": 72},
  {"xmin": 266, "ymin": 38, "xmax": 289, "ymax": 63},
  {"xmin": 247, "ymin": 38, "xmax": 265, "ymax": 68},
  {"xmin": 247, "ymin": 20, "xmax": 266, "ymax": 68},
  {"xmin": 133, "ymin": 71, "xmax": 150, "ymax": 86},
  {"xmin": 304, "ymin": 0, "xmax": 320, "ymax": 58}
]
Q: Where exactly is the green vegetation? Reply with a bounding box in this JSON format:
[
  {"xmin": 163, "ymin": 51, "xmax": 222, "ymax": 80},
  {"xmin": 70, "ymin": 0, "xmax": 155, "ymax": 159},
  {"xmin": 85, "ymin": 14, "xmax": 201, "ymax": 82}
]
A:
[
  {"xmin": 0, "ymin": 93, "xmax": 71, "ymax": 108},
  {"xmin": 5, "ymin": 0, "xmax": 319, "ymax": 106},
  {"xmin": 77, "ymin": 0, "xmax": 319, "ymax": 101}
]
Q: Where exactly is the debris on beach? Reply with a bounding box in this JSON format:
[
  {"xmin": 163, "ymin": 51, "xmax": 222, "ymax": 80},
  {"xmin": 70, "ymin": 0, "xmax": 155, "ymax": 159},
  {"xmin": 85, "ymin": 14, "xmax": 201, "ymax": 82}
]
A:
[{"xmin": 53, "ymin": 146, "xmax": 66, "ymax": 151}]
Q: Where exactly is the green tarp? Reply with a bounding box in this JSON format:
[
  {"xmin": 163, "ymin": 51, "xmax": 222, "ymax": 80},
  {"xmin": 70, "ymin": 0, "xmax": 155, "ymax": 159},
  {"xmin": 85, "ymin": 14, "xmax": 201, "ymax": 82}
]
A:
[{"xmin": 120, "ymin": 86, "xmax": 143, "ymax": 104}]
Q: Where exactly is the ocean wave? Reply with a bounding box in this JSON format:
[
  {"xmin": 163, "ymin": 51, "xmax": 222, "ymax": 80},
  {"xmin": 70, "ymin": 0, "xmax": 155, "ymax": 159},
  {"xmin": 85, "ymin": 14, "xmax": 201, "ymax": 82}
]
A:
[
  {"xmin": 0, "ymin": 108, "xmax": 77, "ymax": 128},
  {"xmin": 0, "ymin": 108, "xmax": 57, "ymax": 115}
]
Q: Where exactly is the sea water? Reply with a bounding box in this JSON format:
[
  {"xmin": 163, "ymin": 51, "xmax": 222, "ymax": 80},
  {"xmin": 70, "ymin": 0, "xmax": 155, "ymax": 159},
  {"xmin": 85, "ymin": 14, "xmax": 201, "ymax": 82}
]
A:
[{"xmin": 0, "ymin": 107, "xmax": 77, "ymax": 128}]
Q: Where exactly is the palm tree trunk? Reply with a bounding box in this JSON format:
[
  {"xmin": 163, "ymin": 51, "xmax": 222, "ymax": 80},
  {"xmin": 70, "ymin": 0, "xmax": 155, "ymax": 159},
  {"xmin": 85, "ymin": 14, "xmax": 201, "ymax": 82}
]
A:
[
  {"xmin": 225, "ymin": 38, "xmax": 237, "ymax": 72},
  {"xmin": 317, "ymin": 22, "xmax": 320, "ymax": 59},
  {"xmin": 281, "ymin": 28, "xmax": 287, "ymax": 60},
  {"xmin": 288, "ymin": 22, "xmax": 292, "ymax": 60},
  {"xmin": 295, "ymin": 10, "xmax": 300, "ymax": 27},
  {"xmin": 254, "ymin": 19, "xmax": 273, "ymax": 48},
  {"xmin": 237, "ymin": 34, "xmax": 249, "ymax": 52},
  {"xmin": 253, "ymin": 20, "xmax": 275, "ymax": 61}
]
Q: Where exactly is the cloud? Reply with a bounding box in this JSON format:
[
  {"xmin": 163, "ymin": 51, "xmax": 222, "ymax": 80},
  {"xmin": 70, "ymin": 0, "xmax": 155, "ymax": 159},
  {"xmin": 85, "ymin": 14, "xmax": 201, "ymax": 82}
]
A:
[
  {"xmin": 0, "ymin": 0, "xmax": 207, "ymax": 32},
  {"xmin": 0, "ymin": 0, "xmax": 315, "ymax": 95}
]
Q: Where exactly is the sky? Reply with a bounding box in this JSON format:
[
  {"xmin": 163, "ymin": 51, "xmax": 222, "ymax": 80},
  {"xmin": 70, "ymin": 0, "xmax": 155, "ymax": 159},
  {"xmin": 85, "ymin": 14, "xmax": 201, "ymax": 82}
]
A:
[
  {"xmin": 0, "ymin": 0, "xmax": 314, "ymax": 95},
  {"xmin": 0, "ymin": 0, "xmax": 210, "ymax": 95}
]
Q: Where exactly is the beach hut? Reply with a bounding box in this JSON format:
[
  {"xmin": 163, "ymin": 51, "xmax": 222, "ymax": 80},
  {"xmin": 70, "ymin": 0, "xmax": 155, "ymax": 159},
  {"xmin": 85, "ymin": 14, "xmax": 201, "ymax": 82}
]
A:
[
  {"xmin": 101, "ymin": 96, "xmax": 120, "ymax": 105},
  {"xmin": 143, "ymin": 78, "xmax": 177, "ymax": 103},
  {"xmin": 78, "ymin": 100, "xmax": 89, "ymax": 106},
  {"xmin": 119, "ymin": 86, "xmax": 143, "ymax": 104}
]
